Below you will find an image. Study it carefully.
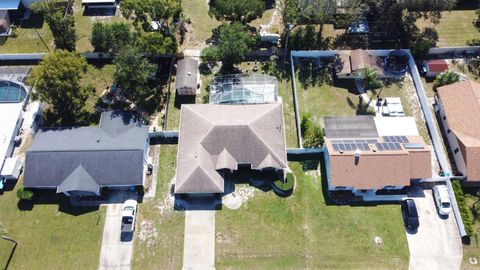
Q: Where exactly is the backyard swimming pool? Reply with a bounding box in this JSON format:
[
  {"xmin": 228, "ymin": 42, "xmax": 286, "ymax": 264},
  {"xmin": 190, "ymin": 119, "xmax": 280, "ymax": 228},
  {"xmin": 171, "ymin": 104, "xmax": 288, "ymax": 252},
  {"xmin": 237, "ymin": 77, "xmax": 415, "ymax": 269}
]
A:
[{"xmin": 0, "ymin": 81, "xmax": 27, "ymax": 103}]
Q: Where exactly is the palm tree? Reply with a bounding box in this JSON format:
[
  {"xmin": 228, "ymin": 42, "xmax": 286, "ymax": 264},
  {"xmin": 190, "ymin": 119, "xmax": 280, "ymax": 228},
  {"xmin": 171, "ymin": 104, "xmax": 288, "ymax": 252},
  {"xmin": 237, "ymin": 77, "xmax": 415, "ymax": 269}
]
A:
[{"xmin": 433, "ymin": 70, "xmax": 460, "ymax": 90}]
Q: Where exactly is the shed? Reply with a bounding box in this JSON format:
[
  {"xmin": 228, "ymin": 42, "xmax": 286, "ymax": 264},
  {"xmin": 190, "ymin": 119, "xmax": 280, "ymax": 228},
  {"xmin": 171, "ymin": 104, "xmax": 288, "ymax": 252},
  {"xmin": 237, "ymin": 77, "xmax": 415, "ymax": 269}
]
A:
[
  {"xmin": 422, "ymin": 59, "xmax": 448, "ymax": 78},
  {"xmin": 176, "ymin": 58, "xmax": 198, "ymax": 96},
  {"xmin": 1, "ymin": 157, "xmax": 22, "ymax": 180}
]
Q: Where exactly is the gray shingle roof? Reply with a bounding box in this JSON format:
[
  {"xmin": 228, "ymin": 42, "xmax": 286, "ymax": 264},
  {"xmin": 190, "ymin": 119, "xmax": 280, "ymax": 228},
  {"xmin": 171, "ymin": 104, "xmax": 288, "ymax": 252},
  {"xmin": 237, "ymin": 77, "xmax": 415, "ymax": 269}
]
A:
[
  {"xmin": 24, "ymin": 110, "xmax": 148, "ymax": 191},
  {"xmin": 175, "ymin": 58, "xmax": 198, "ymax": 95},
  {"xmin": 175, "ymin": 104, "xmax": 287, "ymax": 194}
]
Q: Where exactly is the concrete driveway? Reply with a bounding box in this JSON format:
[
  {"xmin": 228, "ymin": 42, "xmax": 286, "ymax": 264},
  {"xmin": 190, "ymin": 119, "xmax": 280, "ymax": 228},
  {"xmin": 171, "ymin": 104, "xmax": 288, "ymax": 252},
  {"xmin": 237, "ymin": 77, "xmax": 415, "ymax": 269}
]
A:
[
  {"xmin": 98, "ymin": 204, "xmax": 134, "ymax": 270},
  {"xmin": 182, "ymin": 211, "xmax": 215, "ymax": 270},
  {"xmin": 406, "ymin": 190, "xmax": 463, "ymax": 270}
]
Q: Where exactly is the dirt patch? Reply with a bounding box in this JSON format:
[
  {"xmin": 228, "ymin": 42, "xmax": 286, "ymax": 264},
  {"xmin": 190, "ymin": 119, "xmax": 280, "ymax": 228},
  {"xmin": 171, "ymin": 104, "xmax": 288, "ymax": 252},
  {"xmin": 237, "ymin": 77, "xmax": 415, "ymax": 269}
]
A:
[
  {"xmin": 138, "ymin": 220, "xmax": 158, "ymax": 248},
  {"xmin": 155, "ymin": 178, "xmax": 175, "ymax": 215}
]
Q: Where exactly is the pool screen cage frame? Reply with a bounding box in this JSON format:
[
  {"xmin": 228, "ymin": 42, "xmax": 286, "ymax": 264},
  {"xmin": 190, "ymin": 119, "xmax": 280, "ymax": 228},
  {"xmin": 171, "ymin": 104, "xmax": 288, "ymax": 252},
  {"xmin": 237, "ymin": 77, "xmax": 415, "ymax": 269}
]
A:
[
  {"xmin": 209, "ymin": 74, "xmax": 278, "ymax": 104},
  {"xmin": 0, "ymin": 66, "xmax": 31, "ymax": 103}
]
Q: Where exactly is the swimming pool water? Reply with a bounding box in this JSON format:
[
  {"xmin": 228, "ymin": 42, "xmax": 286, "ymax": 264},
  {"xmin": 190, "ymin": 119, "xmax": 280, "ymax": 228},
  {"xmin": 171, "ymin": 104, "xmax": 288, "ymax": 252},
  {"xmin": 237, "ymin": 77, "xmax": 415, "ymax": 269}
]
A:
[{"xmin": 0, "ymin": 81, "xmax": 27, "ymax": 103}]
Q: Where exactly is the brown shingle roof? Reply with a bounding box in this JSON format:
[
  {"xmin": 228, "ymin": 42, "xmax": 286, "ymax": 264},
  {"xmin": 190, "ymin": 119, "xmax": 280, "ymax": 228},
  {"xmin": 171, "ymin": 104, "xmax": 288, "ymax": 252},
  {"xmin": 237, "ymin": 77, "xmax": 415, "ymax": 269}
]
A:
[
  {"xmin": 437, "ymin": 80, "xmax": 480, "ymax": 180},
  {"xmin": 175, "ymin": 104, "xmax": 287, "ymax": 193},
  {"xmin": 324, "ymin": 115, "xmax": 432, "ymax": 190},
  {"xmin": 335, "ymin": 49, "xmax": 385, "ymax": 77}
]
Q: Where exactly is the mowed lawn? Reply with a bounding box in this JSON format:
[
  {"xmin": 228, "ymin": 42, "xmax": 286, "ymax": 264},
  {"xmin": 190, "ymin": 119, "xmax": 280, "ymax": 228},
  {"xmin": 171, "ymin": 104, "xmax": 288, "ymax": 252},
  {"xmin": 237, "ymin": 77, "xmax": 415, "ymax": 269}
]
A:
[
  {"xmin": 416, "ymin": 10, "xmax": 479, "ymax": 47},
  {"xmin": 216, "ymin": 163, "xmax": 409, "ymax": 270},
  {"xmin": 131, "ymin": 145, "xmax": 185, "ymax": 270},
  {"xmin": 0, "ymin": 179, "xmax": 106, "ymax": 270},
  {"xmin": 181, "ymin": 0, "xmax": 220, "ymax": 48}
]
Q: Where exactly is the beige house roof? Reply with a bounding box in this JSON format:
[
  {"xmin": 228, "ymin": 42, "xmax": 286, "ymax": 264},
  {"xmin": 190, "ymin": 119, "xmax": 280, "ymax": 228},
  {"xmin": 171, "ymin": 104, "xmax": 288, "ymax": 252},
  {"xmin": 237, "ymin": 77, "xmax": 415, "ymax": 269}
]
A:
[
  {"xmin": 335, "ymin": 49, "xmax": 385, "ymax": 77},
  {"xmin": 324, "ymin": 116, "xmax": 432, "ymax": 190},
  {"xmin": 175, "ymin": 104, "xmax": 287, "ymax": 194},
  {"xmin": 437, "ymin": 80, "xmax": 480, "ymax": 180}
]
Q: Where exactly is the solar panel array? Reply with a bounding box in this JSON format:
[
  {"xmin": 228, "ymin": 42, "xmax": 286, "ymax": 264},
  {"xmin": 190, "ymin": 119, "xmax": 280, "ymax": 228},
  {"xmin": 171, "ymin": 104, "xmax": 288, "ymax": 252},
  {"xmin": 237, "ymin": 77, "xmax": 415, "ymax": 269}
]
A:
[
  {"xmin": 383, "ymin": 136, "xmax": 409, "ymax": 143},
  {"xmin": 376, "ymin": 142, "xmax": 402, "ymax": 151},
  {"xmin": 331, "ymin": 139, "xmax": 376, "ymax": 152}
]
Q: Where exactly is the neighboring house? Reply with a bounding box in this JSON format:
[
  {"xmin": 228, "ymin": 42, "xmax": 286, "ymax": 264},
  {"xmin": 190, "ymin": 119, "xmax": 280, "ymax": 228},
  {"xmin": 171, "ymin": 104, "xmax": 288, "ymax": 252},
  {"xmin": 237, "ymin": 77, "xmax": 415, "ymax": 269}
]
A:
[
  {"xmin": 81, "ymin": 0, "xmax": 117, "ymax": 9},
  {"xmin": 23, "ymin": 110, "xmax": 150, "ymax": 196},
  {"xmin": 1, "ymin": 0, "xmax": 42, "ymax": 20},
  {"xmin": 422, "ymin": 59, "xmax": 448, "ymax": 78},
  {"xmin": 175, "ymin": 58, "xmax": 199, "ymax": 96},
  {"xmin": 209, "ymin": 74, "xmax": 278, "ymax": 104},
  {"xmin": 436, "ymin": 80, "xmax": 480, "ymax": 185},
  {"xmin": 0, "ymin": 80, "xmax": 28, "ymax": 184},
  {"xmin": 323, "ymin": 116, "xmax": 431, "ymax": 198},
  {"xmin": 335, "ymin": 49, "xmax": 385, "ymax": 79},
  {"xmin": 0, "ymin": 11, "xmax": 11, "ymax": 36},
  {"xmin": 175, "ymin": 104, "xmax": 288, "ymax": 194}
]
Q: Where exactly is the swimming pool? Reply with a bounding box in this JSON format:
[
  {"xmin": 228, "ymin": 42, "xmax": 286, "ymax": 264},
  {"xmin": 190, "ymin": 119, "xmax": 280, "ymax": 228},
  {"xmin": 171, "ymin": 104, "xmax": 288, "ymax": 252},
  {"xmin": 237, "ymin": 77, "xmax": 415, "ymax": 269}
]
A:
[{"xmin": 0, "ymin": 81, "xmax": 27, "ymax": 103}]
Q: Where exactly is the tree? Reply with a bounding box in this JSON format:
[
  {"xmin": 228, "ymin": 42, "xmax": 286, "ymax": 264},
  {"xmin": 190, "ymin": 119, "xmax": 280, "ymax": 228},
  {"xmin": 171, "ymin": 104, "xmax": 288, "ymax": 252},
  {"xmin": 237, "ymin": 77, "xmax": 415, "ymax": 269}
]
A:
[
  {"xmin": 363, "ymin": 68, "xmax": 383, "ymax": 90},
  {"xmin": 28, "ymin": 51, "xmax": 93, "ymax": 125},
  {"xmin": 91, "ymin": 22, "xmax": 112, "ymax": 52},
  {"xmin": 433, "ymin": 71, "xmax": 461, "ymax": 90},
  {"xmin": 30, "ymin": 0, "xmax": 77, "ymax": 51},
  {"xmin": 136, "ymin": 32, "xmax": 177, "ymax": 58},
  {"xmin": 47, "ymin": 13, "xmax": 77, "ymax": 51},
  {"xmin": 209, "ymin": 0, "xmax": 264, "ymax": 24},
  {"xmin": 120, "ymin": 0, "xmax": 181, "ymax": 30},
  {"xmin": 114, "ymin": 46, "xmax": 157, "ymax": 104},
  {"xmin": 202, "ymin": 23, "xmax": 256, "ymax": 71}
]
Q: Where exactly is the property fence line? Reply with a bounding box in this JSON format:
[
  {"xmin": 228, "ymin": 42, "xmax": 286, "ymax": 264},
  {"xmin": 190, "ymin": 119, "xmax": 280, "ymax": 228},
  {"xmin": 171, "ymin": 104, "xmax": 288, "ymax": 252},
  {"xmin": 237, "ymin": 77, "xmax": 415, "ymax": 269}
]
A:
[
  {"xmin": 405, "ymin": 50, "xmax": 467, "ymax": 238},
  {"xmin": 289, "ymin": 53, "xmax": 303, "ymax": 148}
]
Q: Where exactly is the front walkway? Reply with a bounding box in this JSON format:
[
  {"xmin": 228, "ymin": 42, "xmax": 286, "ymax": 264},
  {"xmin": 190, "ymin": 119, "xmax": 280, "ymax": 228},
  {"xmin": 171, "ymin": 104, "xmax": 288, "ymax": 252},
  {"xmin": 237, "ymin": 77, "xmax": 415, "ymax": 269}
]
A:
[{"xmin": 182, "ymin": 211, "xmax": 216, "ymax": 270}]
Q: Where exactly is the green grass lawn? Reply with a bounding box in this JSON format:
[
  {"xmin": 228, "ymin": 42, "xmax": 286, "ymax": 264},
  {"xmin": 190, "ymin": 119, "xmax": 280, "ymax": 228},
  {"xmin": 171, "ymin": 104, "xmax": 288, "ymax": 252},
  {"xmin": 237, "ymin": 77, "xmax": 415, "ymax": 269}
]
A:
[
  {"xmin": 216, "ymin": 163, "xmax": 409, "ymax": 269},
  {"xmin": 0, "ymin": 179, "xmax": 106, "ymax": 270},
  {"xmin": 416, "ymin": 10, "xmax": 479, "ymax": 47},
  {"xmin": 461, "ymin": 195, "xmax": 480, "ymax": 270},
  {"xmin": 181, "ymin": 0, "xmax": 220, "ymax": 48},
  {"xmin": 82, "ymin": 64, "xmax": 116, "ymax": 96},
  {"xmin": 131, "ymin": 145, "xmax": 185, "ymax": 270}
]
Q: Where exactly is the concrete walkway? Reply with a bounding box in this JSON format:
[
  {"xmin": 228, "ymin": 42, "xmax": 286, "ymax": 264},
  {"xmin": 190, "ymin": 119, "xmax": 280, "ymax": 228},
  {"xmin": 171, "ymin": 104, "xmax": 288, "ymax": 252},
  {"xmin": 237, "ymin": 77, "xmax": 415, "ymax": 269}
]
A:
[
  {"xmin": 182, "ymin": 211, "xmax": 216, "ymax": 270},
  {"xmin": 98, "ymin": 204, "xmax": 134, "ymax": 270}
]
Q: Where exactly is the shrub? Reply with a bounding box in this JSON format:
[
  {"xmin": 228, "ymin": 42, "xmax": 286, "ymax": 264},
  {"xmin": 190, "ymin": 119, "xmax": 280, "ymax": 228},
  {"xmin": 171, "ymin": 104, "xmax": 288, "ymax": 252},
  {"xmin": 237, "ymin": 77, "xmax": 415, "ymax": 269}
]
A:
[
  {"xmin": 300, "ymin": 112, "xmax": 313, "ymax": 137},
  {"xmin": 433, "ymin": 70, "xmax": 460, "ymax": 90},
  {"xmin": 452, "ymin": 180, "xmax": 474, "ymax": 236},
  {"xmin": 273, "ymin": 172, "xmax": 295, "ymax": 191},
  {"xmin": 17, "ymin": 188, "xmax": 34, "ymax": 201},
  {"xmin": 467, "ymin": 39, "xmax": 480, "ymax": 46}
]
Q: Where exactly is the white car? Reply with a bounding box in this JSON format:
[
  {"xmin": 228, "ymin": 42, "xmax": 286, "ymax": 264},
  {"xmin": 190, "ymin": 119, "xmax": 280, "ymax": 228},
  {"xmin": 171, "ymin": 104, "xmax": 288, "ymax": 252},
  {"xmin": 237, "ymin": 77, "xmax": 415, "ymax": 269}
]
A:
[
  {"xmin": 121, "ymin": 199, "xmax": 138, "ymax": 233},
  {"xmin": 433, "ymin": 185, "xmax": 451, "ymax": 216}
]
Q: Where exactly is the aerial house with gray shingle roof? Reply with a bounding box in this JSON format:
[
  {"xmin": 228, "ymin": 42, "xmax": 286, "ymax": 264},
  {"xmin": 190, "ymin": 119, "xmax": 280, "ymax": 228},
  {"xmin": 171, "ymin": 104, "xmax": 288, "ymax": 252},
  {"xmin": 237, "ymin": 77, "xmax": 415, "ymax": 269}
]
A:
[
  {"xmin": 23, "ymin": 110, "xmax": 149, "ymax": 197},
  {"xmin": 175, "ymin": 103, "xmax": 288, "ymax": 194}
]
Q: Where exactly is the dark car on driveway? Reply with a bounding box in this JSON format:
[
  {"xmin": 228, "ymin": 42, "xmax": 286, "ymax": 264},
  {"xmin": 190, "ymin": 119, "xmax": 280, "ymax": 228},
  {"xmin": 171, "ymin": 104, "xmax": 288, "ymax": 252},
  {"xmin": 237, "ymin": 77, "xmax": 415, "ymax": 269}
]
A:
[{"xmin": 401, "ymin": 199, "xmax": 419, "ymax": 230}]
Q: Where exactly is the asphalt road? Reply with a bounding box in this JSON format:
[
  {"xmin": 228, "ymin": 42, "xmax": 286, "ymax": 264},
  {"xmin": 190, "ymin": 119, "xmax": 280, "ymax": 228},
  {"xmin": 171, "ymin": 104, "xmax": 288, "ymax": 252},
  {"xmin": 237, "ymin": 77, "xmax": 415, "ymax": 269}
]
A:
[
  {"xmin": 98, "ymin": 204, "xmax": 134, "ymax": 270},
  {"xmin": 406, "ymin": 190, "xmax": 463, "ymax": 270}
]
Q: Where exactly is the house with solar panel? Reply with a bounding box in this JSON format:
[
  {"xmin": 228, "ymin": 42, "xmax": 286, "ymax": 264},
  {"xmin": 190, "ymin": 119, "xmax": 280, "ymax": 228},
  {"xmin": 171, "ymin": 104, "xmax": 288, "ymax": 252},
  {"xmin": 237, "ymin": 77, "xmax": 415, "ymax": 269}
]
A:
[
  {"xmin": 322, "ymin": 115, "xmax": 432, "ymax": 199},
  {"xmin": 23, "ymin": 110, "xmax": 150, "ymax": 198}
]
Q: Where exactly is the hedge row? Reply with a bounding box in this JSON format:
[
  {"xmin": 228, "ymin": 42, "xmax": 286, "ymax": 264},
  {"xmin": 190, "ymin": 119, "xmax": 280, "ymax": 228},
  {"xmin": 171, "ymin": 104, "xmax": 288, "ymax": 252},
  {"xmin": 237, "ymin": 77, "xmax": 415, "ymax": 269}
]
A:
[{"xmin": 452, "ymin": 180, "xmax": 474, "ymax": 236}]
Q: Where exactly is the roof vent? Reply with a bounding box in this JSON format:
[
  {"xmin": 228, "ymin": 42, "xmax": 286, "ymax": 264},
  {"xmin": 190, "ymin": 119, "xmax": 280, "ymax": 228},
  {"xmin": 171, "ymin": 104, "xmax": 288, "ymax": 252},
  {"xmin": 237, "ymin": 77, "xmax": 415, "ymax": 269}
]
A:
[{"xmin": 187, "ymin": 71, "xmax": 192, "ymax": 76}]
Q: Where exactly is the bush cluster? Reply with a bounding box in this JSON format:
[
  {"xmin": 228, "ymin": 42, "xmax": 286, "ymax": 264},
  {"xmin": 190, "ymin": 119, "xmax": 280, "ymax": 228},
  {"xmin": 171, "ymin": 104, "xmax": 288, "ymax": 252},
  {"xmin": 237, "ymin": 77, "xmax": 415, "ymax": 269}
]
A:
[
  {"xmin": 300, "ymin": 112, "xmax": 324, "ymax": 148},
  {"xmin": 452, "ymin": 180, "xmax": 474, "ymax": 236}
]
